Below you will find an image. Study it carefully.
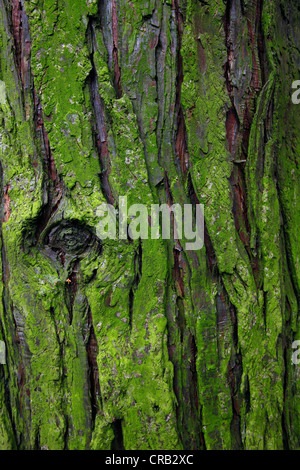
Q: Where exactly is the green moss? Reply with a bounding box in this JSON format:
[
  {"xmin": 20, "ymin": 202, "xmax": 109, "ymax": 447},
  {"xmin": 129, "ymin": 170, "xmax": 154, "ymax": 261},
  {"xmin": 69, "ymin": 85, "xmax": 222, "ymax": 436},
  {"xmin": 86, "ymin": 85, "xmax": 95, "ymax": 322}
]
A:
[
  {"xmin": 23, "ymin": 0, "xmax": 102, "ymax": 188},
  {"xmin": 86, "ymin": 238, "xmax": 180, "ymax": 450}
]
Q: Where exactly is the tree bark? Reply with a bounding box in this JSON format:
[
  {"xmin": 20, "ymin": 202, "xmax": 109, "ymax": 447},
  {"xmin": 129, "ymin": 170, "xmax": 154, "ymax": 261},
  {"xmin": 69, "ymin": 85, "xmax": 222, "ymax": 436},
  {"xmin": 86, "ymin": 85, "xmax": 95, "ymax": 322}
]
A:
[{"xmin": 0, "ymin": 0, "xmax": 299, "ymax": 450}]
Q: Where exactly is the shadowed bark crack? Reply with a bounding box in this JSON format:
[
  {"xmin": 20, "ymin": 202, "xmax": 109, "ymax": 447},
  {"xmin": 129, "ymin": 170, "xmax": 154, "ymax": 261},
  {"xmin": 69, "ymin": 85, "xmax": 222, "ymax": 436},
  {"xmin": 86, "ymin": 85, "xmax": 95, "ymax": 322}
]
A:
[
  {"xmin": 86, "ymin": 306, "xmax": 102, "ymax": 430},
  {"xmin": 87, "ymin": 16, "xmax": 115, "ymax": 205},
  {"xmin": 111, "ymin": 419, "xmax": 124, "ymax": 450}
]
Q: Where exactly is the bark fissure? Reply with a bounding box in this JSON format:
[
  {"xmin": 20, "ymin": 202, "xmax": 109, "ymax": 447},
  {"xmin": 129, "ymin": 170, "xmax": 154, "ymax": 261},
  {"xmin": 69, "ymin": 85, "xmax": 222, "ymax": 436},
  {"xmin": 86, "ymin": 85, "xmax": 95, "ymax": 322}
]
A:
[
  {"xmin": 224, "ymin": 0, "xmax": 265, "ymax": 291},
  {"xmin": 87, "ymin": 18, "xmax": 115, "ymax": 205},
  {"xmin": 173, "ymin": 0, "xmax": 189, "ymax": 179},
  {"xmin": 129, "ymin": 239, "xmax": 143, "ymax": 330},
  {"xmin": 111, "ymin": 419, "xmax": 124, "ymax": 450},
  {"xmin": 9, "ymin": 1, "xmax": 63, "ymax": 247},
  {"xmin": 86, "ymin": 306, "xmax": 101, "ymax": 430},
  {"xmin": 111, "ymin": 0, "xmax": 122, "ymax": 98}
]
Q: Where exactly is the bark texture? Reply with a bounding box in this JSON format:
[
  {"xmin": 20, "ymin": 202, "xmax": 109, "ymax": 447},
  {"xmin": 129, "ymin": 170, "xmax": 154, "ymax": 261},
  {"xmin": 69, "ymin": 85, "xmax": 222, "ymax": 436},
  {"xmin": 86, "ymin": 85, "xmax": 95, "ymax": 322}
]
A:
[{"xmin": 0, "ymin": 0, "xmax": 299, "ymax": 450}]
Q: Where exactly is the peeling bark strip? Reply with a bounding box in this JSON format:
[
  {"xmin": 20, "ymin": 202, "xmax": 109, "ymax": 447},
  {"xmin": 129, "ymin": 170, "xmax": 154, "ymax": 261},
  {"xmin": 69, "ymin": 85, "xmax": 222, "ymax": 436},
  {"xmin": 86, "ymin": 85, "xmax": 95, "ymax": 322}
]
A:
[
  {"xmin": 87, "ymin": 19, "xmax": 115, "ymax": 205},
  {"xmin": 0, "ymin": 0, "xmax": 299, "ymax": 451},
  {"xmin": 10, "ymin": 0, "xmax": 32, "ymax": 112},
  {"xmin": 11, "ymin": 0, "xmax": 23, "ymax": 81},
  {"xmin": 173, "ymin": 0, "xmax": 189, "ymax": 178},
  {"xmin": 111, "ymin": 0, "xmax": 122, "ymax": 98},
  {"xmin": 9, "ymin": 0, "xmax": 62, "ymax": 244},
  {"xmin": 86, "ymin": 307, "xmax": 101, "ymax": 428},
  {"xmin": 89, "ymin": 75, "xmax": 114, "ymax": 205},
  {"xmin": 33, "ymin": 90, "xmax": 57, "ymax": 183},
  {"xmin": 224, "ymin": 0, "xmax": 263, "ymax": 285},
  {"xmin": 189, "ymin": 175, "xmax": 244, "ymax": 448}
]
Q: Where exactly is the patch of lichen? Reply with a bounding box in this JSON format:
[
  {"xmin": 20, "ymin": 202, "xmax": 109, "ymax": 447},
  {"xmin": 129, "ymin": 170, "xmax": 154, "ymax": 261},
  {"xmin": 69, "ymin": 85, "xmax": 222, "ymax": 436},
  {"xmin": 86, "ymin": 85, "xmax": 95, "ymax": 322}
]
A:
[
  {"xmin": 179, "ymin": 1, "xmax": 240, "ymax": 449},
  {"xmin": 115, "ymin": 0, "xmax": 239, "ymax": 449},
  {"xmin": 0, "ymin": 242, "xmax": 17, "ymax": 450},
  {"xmin": 244, "ymin": 0, "xmax": 300, "ymax": 448},
  {"xmin": 93, "ymin": 29, "xmax": 153, "ymax": 205},
  {"xmin": 86, "ymin": 238, "xmax": 180, "ymax": 450},
  {"xmin": 0, "ymin": 378, "xmax": 16, "ymax": 449},
  {"xmin": 0, "ymin": 5, "xmax": 44, "ymax": 448},
  {"xmin": 178, "ymin": 0, "xmax": 300, "ymax": 449},
  {"xmin": 108, "ymin": 95, "xmax": 152, "ymax": 205},
  {"xmin": 261, "ymin": 0, "xmax": 300, "ymax": 448},
  {"xmin": 181, "ymin": 1, "xmax": 246, "ymax": 277},
  {"xmin": 0, "ymin": 4, "xmax": 105, "ymax": 447},
  {"xmin": 23, "ymin": 0, "xmax": 101, "ymax": 189},
  {"xmin": 0, "ymin": 0, "xmax": 183, "ymax": 450},
  {"xmin": 4, "ymin": 236, "xmax": 101, "ymax": 449},
  {"xmin": 117, "ymin": 0, "xmax": 168, "ymax": 189}
]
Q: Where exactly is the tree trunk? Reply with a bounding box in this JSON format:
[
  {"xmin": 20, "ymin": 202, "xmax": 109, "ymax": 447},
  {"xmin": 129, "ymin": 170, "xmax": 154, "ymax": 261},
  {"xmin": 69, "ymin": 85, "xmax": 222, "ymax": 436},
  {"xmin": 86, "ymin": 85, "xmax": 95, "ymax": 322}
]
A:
[{"xmin": 0, "ymin": 0, "xmax": 299, "ymax": 450}]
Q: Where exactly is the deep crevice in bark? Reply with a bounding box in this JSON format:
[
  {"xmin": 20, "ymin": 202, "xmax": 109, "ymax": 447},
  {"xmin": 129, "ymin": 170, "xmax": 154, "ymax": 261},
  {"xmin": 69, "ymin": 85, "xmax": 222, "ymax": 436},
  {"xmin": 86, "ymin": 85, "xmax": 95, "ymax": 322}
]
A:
[
  {"xmin": 111, "ymin": 419, "xmax": 125, "ymax": 450},
  {"xmin": 111, "ymin": 0, "xmax": 122, "ymax": 98},
  {"xmin": 163, "ymin": 173, "xmax": 205, "ymax": 450},
  {"xmin": 173, "ymin": 0, "xmax": 189, "ymax": 180},
  {"xmin": 189, "ymin": 174, "xmax": 243, "ymax": 448},
  {"xmin": 86, "ymin": 306, "xmax": 101, "ymax": 430},
  {"xmin": 224, "ymin": 0, "xmax": 265, "ymax": 289},
  {"xmin": 9, "ymin": 0, "xmax": 63, "ymax": 248},
  {"xmin": 129, "ymin": 239, "xmax": 143, "ymax": 330},
  {"xmin": 87, "ymin": 17, "xmax": 115, "ymax": 206}
]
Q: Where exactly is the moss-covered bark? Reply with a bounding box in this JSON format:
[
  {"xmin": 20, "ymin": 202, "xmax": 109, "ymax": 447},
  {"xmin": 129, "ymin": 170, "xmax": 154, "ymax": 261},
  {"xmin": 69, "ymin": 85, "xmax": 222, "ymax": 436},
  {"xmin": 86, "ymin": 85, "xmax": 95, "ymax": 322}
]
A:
[{"xmin": 0, "ymin": 0, "xmax": 299, "ymax": 450}]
